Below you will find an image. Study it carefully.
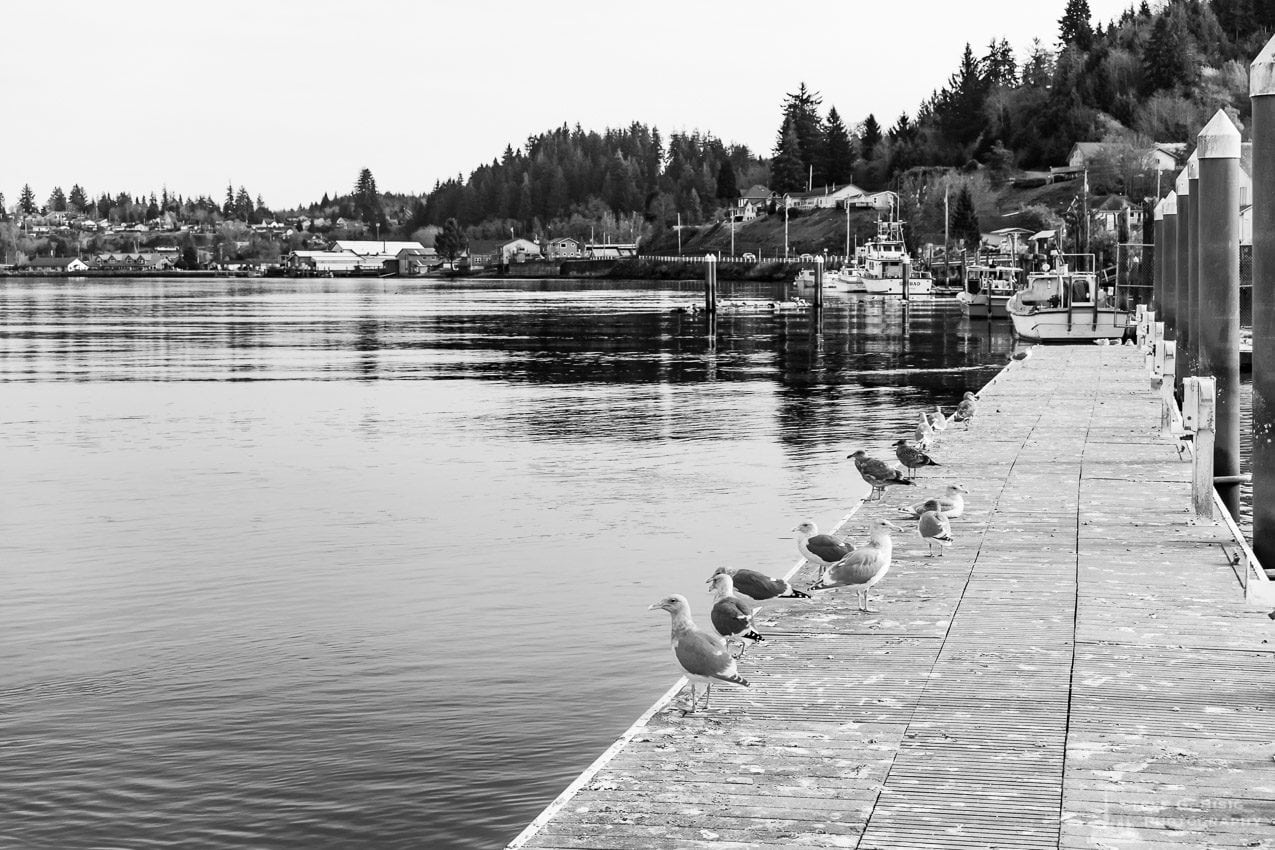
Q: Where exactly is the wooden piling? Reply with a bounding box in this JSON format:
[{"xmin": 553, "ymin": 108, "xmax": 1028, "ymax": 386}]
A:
[
  {"xmin": 1197, "ymin": 110, "xmax": 1242, "ymax": 517},
  {"xmin": 703, "ymin": 253, "xmax": 717, "ymax": 314},
  {"xmin": 1251, "ymin": 35, "xmax": 1275, "ymax": 564}
]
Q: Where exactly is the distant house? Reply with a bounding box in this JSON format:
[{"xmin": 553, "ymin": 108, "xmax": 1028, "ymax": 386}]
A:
[
  {"xmin": 331, "ymin": 240, "xmax": 426, "ymax": 256},
  {"xmin": 396, "ymin": 246, "xmax": 438, "ymax": 275},
  {"xmin": 735, "ymin": 185, "xmax": 776, "ymax": 221},
  {"xmin": 23, "ymin": 256, "xmax": 90, "ymax": 272},
  {"xmin": 545, "ymin": 237, "xmax": 582, "ymax": 260},
  {"xmin": 1064, "ymin": 141, "xmax": 1188, "ymax": 174},
  {"xmin": 284, "ymin": 250, "xmax": 365, "ymax": 273},
  {"xmin": 499, "ymin": 238, "xmax": 542, "ymax": 264},
  {"xmin": 1092, "ymin": 195, "xmax": 1141, "ymax": 236},
  {"xmin": 785, "ymin": 184, "xmax": 865, "ymax": 211},
  {"xmin": 983, "ymin": 227, "xmax": 1034, "ymax": 253}
]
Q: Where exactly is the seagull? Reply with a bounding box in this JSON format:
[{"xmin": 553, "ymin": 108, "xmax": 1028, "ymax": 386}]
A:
[
  {"xmin": 707, "ymin": 572, "xmax": 765, "ymax": 657},
  {"xmin": 893, "ymin": 439, "xmax": 940, "ymax": 476},
  {"xmin": 711, "ymin": 565, "xmax": 810, "ymax": 602},
  {"xmin": 793, "ymin": 520, "xmax": 855, "ymax": 580},
  {"xmin": 952, "ymin": 392, "xmax": 978, "ymax": 428},
  {"xmin": 648, "ymin": 594, "xmax": 750, "ymax": 713},
  {"xmin": 809, "ymin": 519, "xmax": 901, "ymax": 612},
  {"xmin": 847, "ymin": 449, "xmax": 916, "ymax": 501},
  {"xmin": 914, "ymin": 412, "xmax": 935, "ymax": 448},
  {"xmin": 917, "ymin": 499, "xmax": 955, "ymax": 556},
  {"xmin": 899, "ymin": 483, "xmax": 970, "ymax": 520},
  {"xmin": 929, "ymin": 407, "xmax": 949, "ymax": 432}
]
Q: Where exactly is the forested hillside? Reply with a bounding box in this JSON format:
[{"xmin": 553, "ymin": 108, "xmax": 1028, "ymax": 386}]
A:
[{"xmin": 404, "ymin": 0, "xmax": 1274, "ymax": 244}]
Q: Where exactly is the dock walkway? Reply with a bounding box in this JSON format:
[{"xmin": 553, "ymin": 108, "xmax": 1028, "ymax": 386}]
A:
[{"xmin": 509, "ymin": 346, "xmax": 1275, "ymax": 850}]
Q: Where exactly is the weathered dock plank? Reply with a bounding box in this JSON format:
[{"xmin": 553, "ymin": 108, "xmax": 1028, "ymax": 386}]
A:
[{"xmin": 508, "ymin": 346, "xmax": 1275, "ymax": 849}]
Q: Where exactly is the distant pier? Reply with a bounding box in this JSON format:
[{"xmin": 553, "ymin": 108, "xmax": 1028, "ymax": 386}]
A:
[{"xmin": 508, "ymin": 345, "xmax": 1275, "ymax": 850}]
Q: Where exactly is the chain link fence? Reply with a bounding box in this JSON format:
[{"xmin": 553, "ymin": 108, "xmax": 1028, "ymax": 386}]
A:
[{"xmin": 1123, "ymin": 243, "xmax": 1253, "ymax": 326}]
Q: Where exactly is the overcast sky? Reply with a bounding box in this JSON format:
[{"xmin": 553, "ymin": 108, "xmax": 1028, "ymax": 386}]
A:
[{"xmin": 3, "ymin": 0, "xmax": 1138, "ymax": 210}]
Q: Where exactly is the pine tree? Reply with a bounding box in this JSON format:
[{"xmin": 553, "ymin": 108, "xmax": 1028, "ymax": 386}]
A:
[
  {"xmin": 69, "ymin": 184, "xmax": 87, "ymax": 213},
  {"xmin": 824, "ymin": 107, "xmax": 855, "ymax": 186},
  {"xmin": 780, "ymin": 83, "xmax": 827, "ymax": 187},
  {"xmin": 715, "ymin": 160, "xmax": 739, "ymax": 201},
  {"xmin": 353, "ymin": 167, "xmax": 385, "ymax": 228},
  {"xmin": 0, "ymin": 192, "xmax": 6, "ymax": 219},
  {"xmin": 1142, "ymin": 13, "xmax": 1191, "ymax": 94},
  {"xmin": 48, "ymin": 187, "xmax": 67, "ymax": 212},
  {"xmin": 983, "ymin": 38, "xmax": 1019, "ymax": 87},
  {"xmin": 223, "ymin": 184, "xmax": 235, "ymax": 218},
  {"xmin": 18, "ymin": 184, "xmax": 36, "ymax": 214},
  {"xmin": 934, "ymin": 44, "xmax": 991, "ymax": 152},
  {"xmin": 771, "ymin": 115, "xmax": 806, "ymax": 193},
  {"xmin": 860, "ymin": 114, "xmax": 883, "ymax": 161},
  {"xmin": 1059, "ymin": 0, "xmax": 1094, "ymax": 50},
  {"xmin": 1022, "ymin": 39, "xmax": 1055, "ymax": 88},
  {"xmin": 235, "ymin": 186, "xmax": 253, "ymax": 222},
  {"xmin": 951, "ymin": 186, "xmax": 981, "ymax": 248},
  {"xmin": 434, "ymin": 217, "xmax": 466, "ymax": 262}
]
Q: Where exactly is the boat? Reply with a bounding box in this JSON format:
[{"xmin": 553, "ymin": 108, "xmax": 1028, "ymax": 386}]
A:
[
  {"xmin": 1005, "ymin": 265, "xmax": 1131, "ymax": 342},
  {"xmin": 859, "ymin": 219, "xmax": 933, "ymax": 296},
  {"xmin": 791, "ymin": 266, "xmax": 863, "ymax": 293},
  {"xmin": 957, "ymin": 264, "xmax": 1023, "ymax": 319}
]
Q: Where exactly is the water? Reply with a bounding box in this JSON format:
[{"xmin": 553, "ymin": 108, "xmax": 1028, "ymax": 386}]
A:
[{"xmin": 0, "ymin": 277, "xmax": 1016, "ymax": 849}]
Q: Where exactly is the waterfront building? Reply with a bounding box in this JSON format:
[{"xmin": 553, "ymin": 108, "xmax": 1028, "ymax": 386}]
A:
[
  {"xmin": 544, "ymin": 237, "xmax": 581, "ymax": 260},
  {"xmin": 499, "ymin": 238, "xmax": 542, "ymax": 264}
]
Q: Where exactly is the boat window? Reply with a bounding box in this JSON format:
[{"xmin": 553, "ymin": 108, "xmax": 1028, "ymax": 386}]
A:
[{"xmin": 1069, "ymin": 277, "xmax": 1092, "ymax": 304}]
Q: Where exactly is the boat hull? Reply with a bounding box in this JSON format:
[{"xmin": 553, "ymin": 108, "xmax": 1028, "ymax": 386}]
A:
[
  {"xmin": 957, "ymin": 292, "xmax": 1011, "ymax": 319},
  {"xmin": 1007, "ymin": 307, "xmax": 1131, "ymax": 341},
  {"xmin": 861, "ymin": 277, "xmax": 933, "ymax": 295}
]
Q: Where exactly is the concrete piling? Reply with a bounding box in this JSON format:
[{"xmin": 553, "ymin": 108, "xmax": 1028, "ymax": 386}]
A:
[
  {"xmin": 1153, "ymin": 200, "xmax": 1165, "ymax": 314},
  {"xmin": 1251, "ymin": 35, "xmax": 1275, "ymax": 562},
  {"xmin": 1161, "ymin": 191, "xmax": 1179, "ymax": 337},
  {"xmin": 1175, "ymin": 169, "xmax": 1192, "ymax": 390},
  {"xmin": 1187, "ymin": 154, "xmax": 1201, "ymax": 379},
  {"xmin": 704, "ymin": 253, "xmax": 717, "ymax": 314},
  {"xmin": 1196, "ymin": 110, "xmax": 1242, "ymax": 517}
]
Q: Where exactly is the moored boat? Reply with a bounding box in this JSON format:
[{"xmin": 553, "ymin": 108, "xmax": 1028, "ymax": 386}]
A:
[
  {"xmin": 957, "ymin": 264, "xmax": 1023, "ymax": 319},
  {"xmin": 1005, "ymin": 268, "xmax": 1130, "ymax": 341},
  {"xmin": 859, "ymin": 218, "xmax": 933, "ymax": 295},
  {"xmin": 792, "ymin": 266, "xmax": 864, "ymax": 293}
]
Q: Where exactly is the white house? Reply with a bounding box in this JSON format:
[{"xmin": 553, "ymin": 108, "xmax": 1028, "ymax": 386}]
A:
[
  {"xmin": 396, "ymin": 246, "xmax": 437, "ymax": 275},
  {"xmin": 785, "ymin": 184, "xmax": 865, "ymax": 211},
  {"xmin": 584, "ymin": 242, "xmax": 638, "ymax": 259},
  {"xmin": 499, "ymin": 238, "xmax": 542, "ymax": 263},
  {"xmin": 331, "ymin": 240, "xmax": 426, "ymax": 256},
  {"xmin": 24, "ymin": 256, "xmax": 91, "ymax": 272}
]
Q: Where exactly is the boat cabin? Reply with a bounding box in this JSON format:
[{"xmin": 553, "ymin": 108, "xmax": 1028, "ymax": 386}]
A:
[
  {"xmin": 965, "ymin": 265, "xmax": 1021, "ymax": 296},
  {"xmin": 1018, "ymin": 272, "xmax": 1107, "ymax": 309}
]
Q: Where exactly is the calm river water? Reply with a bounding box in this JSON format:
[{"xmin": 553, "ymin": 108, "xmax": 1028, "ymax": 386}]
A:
[{"xmin": 0, "ymin": 277, "xmax": 1017, "ymax": 849}]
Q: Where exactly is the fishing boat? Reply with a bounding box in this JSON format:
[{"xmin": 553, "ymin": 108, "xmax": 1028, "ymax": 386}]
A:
[
  {"xmin": 957, "ymin": 263, "xmax": 1023, "ymax": 319},
  {"xmin": 859, "ymin": 219, "xmax": 933, "ymax": 295},
  {"xmin": 1005, "ymin": 265, "xmax": 1130, "ymax": 342}
]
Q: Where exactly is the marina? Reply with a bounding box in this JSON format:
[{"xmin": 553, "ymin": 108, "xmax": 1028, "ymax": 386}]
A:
[{"xmin": 508, "ymin": 344, "xmax": 1275, "ymax": 850}]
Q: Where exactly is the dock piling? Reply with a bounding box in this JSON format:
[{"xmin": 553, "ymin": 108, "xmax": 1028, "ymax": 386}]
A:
[
  {"xmin": 704, "ymin": 253, "xmax": 717, "ymax": 314},
  {"xmin": 1252, "ymin": 35, "xmax": 1275, "ymax": 563},
  {"xmin": 1161, "ymin": 191, "xmax": 1179, "ymax": 339},
  {"xmin": 1187, "ymin": 154, "xmax": 1201, "ymax": 379},
  {"xmin": 1175, "ymin": 169, "xmax": 1191, "ymax": 390},
  {"xmin": 1196, "ymin": 110, "xmax": 1242, "ymax": 517},
  {"xmin": 1152, "ymin": 200, "xmax": 1165, "ymax": 314},
  {"xmin": 813, "ymin": 254, "xmax": 824, "ymax": 311},
  {"xmin": 1184, "ymin": 376, "xmax": 1217, "ymax": 518}
]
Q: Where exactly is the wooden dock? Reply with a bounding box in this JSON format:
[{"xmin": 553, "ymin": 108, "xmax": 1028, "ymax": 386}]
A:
[{"xmin": 508, "ymin": 345, "xmax": 1275, "ymax": 850}]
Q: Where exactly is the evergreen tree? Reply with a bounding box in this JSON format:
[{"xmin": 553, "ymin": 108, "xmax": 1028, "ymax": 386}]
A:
[
  {"xmin": 47, "ymin": 186, "xmax": 67, "ymax": 212},
  {"xmin": 771, "ymin": 116, "xmax": 806, "ymax": 193},
  {"xmin": 1022, "ymin": 38, "xmax": 1055, "ymax": 88},
  {"xmin": 0, "ymin": 192, "xmax": 6, "ymax": 219},
  {"xmin": 1142, "ymin": 13, "xmax": 1191, "ymax": 93},
  {"xmin": 18, "ymin": 184, "xmax": 36, "ymax": 215},
  {"xmin": 434, "ymin": 217, "xmax": 466, "ymax": 262},
  {"xmin": 951, "ymin": 185, "xmax": 981, "ymax": 248},
  {"xmin": 715, "ymin": 159, "xmax": 739, "ymax": 202},
  {"xmin": 780, "ymin": 83, "xmax": 826, "ymax": 187},
  {"xmin": 824, "ymin": 107, "xmax": 855, "ymax": 185},
  {"xmin": 983, "ymin": 37, "xmax": 1019, "ymax": 87},
  {"xmin": 353, "ymin": 167, "xmax": 386, "ymax": 228},
  {"xmin": 860, "ymin": 114, "xmax": 883, "ymax": 161},
  {"xmin": 235, "ymin": 186, "xmax": 253, "ymax": 222},
  {"xmin": 934, "ymin": 44, "xmax": 991, "ymax": 152},
  {"xmin": 69, "ymin": 184, "xmax": 87, "ymax": 213},
  {"xmin": 1059, "ymin": 0, "xmax": 1095, "ymax": 50},
  {"xmin": 223, "ymin": 184, "xmax": 235, "ymax": 218},
  {"xmin": 320, "ymin": 192, "xmax": 330, "ymax": 207}
]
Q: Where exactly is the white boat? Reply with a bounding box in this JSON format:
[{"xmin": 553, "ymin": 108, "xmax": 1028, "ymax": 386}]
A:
[
  {"xmin": 1006, "ymin": 268, "xmax": 1131, "ymax": 342},
  {"xmin": 791, "ymin": 266, "xmax": 863, "ymax": 293},
  {"xmin": 859, "ymin": 219, "xmax": 933, "ymax": 295},
  {"xmin": 957, "ymin": 264, "xmax": 1023, "ymax": 319}
]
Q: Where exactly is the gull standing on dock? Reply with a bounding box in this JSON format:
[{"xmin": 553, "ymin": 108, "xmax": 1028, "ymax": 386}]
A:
[
  {"xmin": 952, "ymin": 392, "xmax": 978, "ymax": 428},
  {"xmin": 847, "ymin": 450, "xmax": 916, "ymax": 501},
  {"xmin": 793, "ymin": 520, "xmax": 855, "ymax": 581},
  {"xmin": 929, "ymin": 407, "xmax": 949, "ymax": 433},
  {"xmin": 893, "ymin": 439, "xmax": 940, "ymax": 476},
  {"xmin": 900, "ymin": 483, "xmax": 969, "ymax": 520},
  {"xmin": 810, "ymin": 519, "xmax": 901, "ymax": 612},
  {"xmin": 915, "ymin": 412, "xmax": 935, "ymax": 448},
  {"xmin": 707, "ymin": 572, "xmax": 766, "ymax": 657},
  {"xmin": 710, "ymin": 565, "xmax": 810, "ymax": 602},
  {"xmin": 648, "ymin": 594, "xmax": 750, "ymax": 713},
  {"xmin": 917, "ymin": 499, "xmax": 955, "ymax": 556}
]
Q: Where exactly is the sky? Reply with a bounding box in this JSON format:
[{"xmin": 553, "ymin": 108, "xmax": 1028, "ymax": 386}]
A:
[{"xmin": 2, "ymin": 0, "xmax": 1138, "ymax": 210}]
